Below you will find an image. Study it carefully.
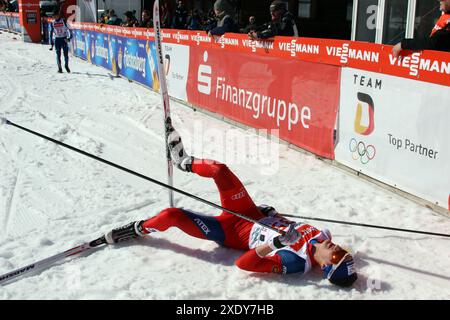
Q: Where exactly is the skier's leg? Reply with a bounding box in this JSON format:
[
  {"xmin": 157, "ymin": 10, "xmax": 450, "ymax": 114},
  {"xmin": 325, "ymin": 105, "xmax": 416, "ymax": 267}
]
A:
[
  {"xmin": 141, "ymin": 208, "xmax": 226, "ymax": 245},
  {"xmin": 191, "ymin": 159, "xmax": 263, "ymax": 220},
  {"xmin": 105, "ymin": 207, "xmax": 225, "ymax": 245},
  {"xmin": 63, "ymin": 41, "xmax": 70, "ymax": 72},
  {"xmin": 166, "ymin": 125, "xmax": 262, "ymax": 220},
  {"xmin": 55, "ymin": 39, "xmax": 62, "ymax": 72}
]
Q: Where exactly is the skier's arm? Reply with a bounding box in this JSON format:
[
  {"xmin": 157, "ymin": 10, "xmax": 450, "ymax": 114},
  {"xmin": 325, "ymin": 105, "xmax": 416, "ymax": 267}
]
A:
[
  {"xmin": 50, "ymin": 23, "xmax": 54, "ymax": 46},
  {"xmin": 236, "ymin": 225, "xmax": 303, "ymax": 274},
  {"xmin": 64, "ymin": 19, "xmax": 73, "ymax": 40},
  {"xmin": 236, "ymin": 247, "xmax": 307, "ymax": 274},
  {"xmin": 67, "ymin": 27, "xmax": 73, "ymax": 40},
  {"xmin": 235, "ymin": 248, "xmax": 283, "ymax": 273}
]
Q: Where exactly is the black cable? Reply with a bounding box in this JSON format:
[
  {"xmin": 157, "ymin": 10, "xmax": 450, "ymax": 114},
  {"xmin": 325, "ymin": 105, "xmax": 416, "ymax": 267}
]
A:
[
  {"xmin": 4, "ymin": 118, "xmax": 449, "ymax": 238},
  {"xmin": 282, "ymin": 214, "xmax": 450, "ymax": 238},
  {"xmin": 3, "ymin": 119, "xmax": 285, "ymax": 235}
]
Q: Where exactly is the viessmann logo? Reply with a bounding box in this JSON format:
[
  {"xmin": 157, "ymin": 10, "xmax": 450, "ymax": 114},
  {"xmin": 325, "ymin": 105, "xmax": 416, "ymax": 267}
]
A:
[{"xmin": 350, "ymin": 92, "xmax": 376, "ymax": 164}]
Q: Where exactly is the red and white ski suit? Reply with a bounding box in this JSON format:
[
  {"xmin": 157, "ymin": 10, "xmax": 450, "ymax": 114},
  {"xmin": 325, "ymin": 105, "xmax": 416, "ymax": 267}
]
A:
[{"xmin": 141, "ymin": 159, "xmax": 330, "ymax": 275}]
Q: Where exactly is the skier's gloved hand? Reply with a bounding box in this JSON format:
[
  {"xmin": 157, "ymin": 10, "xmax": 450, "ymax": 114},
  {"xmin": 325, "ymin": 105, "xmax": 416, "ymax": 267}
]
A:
[
  {"xmin": 279, "ymin": 224, "xmax": 301, "ymax": 245},
  {"xmin": 268, "ymin": 224, "xmax": 301, "ymax": 250},
  {"xmin": 65, "ymin": 37, "xmax": 70, "ymax": 43},
  {"xmin": 167, "ymin": 127, "xmax": 193, "ymax": 172}
]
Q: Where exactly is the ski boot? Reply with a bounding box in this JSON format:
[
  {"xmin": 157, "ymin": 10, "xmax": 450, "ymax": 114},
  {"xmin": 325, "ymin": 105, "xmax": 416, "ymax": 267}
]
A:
[
  {"xmin": 105, "ymin": 220, "xmax": 146, "ymax": 244},
  {"xmin": 166, "ymin": 118, "xmax": 193, "ymax": 172}
]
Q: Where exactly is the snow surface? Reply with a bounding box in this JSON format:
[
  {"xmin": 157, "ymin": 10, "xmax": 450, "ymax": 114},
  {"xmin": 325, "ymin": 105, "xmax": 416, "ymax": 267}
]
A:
[{"xmin": 0, "ymin": 32, "xmax": 449, "ymax": 300}]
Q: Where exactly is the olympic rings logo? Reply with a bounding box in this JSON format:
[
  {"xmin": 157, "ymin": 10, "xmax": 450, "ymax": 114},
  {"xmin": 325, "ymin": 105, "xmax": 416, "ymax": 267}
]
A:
[{"xmin": 349, "ymin": 138, "xmax": 376, "ymax": 164}]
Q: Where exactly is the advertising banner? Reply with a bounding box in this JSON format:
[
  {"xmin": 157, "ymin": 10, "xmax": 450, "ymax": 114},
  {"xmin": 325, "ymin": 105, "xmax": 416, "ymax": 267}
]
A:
[
  {"xmin": 161, "ymin": 43, "xmax": 189, "ymax": 101},
  {"xmin": 119, "ymin": 38, "xmax": 148, "ymax": 85},
  {"xmin": 69, "ymin": 28, "xmax": 189, "ymax": 97},
  {"xmin": 0, "ymin": 14, "xmax": 8, "ymax": 30},
  {"xmin": 67, "ymin": 23, "xmax": 450, "ymax": 87},
  {"xmin": 18, "ymin": 0, "xmax": 41, "ymax": 43},
  {"xmin": 72, "ymin": 29, "xmax": 87, "ymax": 60},
  {"xmin": 0, "ymin": 13, "xmax": 21, "ymax": 33},
  {"xmin": 91, "ymin": 32, "xmax": 110, "ymax": 69},
  {"xmin": 186, "ymin": 46, "xmax": 340, "ymax": 159},
  {"xmin": 335, "ymin": 68, "xmax": 450, "ymax": 210}
]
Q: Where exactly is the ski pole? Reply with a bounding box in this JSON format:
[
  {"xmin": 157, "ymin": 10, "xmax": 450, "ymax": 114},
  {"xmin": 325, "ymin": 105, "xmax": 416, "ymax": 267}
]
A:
[
  {"xmin": 153, "ymin": 0, "xmax": 174, "ymax": 208},
  {"xmin": 1, "ymin": 118, "xmax": 286, "ymax": 236},
  {"xmin": 282, "ymin": 214, "xmax": 450, "ymax": 238},
  {"xmin": 0, "ymin": 236, "xmax": 106, "ymax": 286}
]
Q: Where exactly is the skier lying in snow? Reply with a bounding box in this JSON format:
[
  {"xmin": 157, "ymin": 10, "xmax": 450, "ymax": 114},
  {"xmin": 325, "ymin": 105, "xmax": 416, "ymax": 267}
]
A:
[{"xmin": 105, "ymin": 122, "xmax": 357, "ymax": 287}]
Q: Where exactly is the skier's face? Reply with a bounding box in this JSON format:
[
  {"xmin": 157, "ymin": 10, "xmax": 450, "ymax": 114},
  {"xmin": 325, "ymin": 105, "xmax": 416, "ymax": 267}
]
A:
[{"xmin": 315, "ymin": 240, "xmax": 345, "ymax": 266}]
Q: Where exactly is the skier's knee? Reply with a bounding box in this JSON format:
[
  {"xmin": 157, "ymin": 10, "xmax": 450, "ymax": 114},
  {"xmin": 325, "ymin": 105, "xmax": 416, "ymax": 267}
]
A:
[
  {"xmin": 158, "ymin": 207, "xmax": 184, "ymax": 223},
  {"xmin": 211, "ymin": 162, "xmax": 230, "ymax": 177}
]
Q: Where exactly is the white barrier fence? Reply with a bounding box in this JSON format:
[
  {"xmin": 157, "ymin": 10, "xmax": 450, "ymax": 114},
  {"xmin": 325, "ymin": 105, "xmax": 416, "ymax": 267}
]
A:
[{"xmin": 335, "ymin": 68, "xmax": 449, "ymax": 211}]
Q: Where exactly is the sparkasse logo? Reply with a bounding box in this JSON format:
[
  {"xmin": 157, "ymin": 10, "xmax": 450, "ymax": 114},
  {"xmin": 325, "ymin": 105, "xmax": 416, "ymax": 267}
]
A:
[{"xmin": 197, "ymin": 51, "xmax": 212, "ymax": 95}]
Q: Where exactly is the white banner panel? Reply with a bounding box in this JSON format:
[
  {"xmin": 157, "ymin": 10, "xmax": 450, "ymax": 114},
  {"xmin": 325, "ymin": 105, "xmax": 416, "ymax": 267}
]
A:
[
  {"xmin": 163, "ymin": 43, "xmax": 189, "ymax": 101},
  {"xmin": 335, "ymin": 68, "xmax": 450, "ymax": 210}
]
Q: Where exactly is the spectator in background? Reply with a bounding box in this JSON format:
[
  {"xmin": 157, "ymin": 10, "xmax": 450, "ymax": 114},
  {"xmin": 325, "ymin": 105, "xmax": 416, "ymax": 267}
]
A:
[
  {"xmin": 206, "ymin": 0, "xmax": 237, "ymax": 36},
  {"xmin": 122, "ymin": 10, "xmax": 139, "ymax": 27},
  {"xmin": 1, "ymin": 0, "xmax": 8, "ymax": 12},
  {"xmin": 106, "ymin": 9, "xmax": 122, "ymax": 26},
  {"xmin": 172, "ymin": 0, "xmax": 188, "ymax": 29},
  {"xmin": 187, "ymin": 9, "xmax": 203, "ymax": 30},
  {"xmin": 392, "ymin": 0, "xmax": 450, "ymax": 56},
  {"xmin": 203, "ymin": 9, "xmax": 217, "ymax": 31},
  {"xmin": 248, "ymin": 0, "xmax": 298, "ymax": 40},
  {"xmin": 139, "ymin": 9, "xmax": 153, "ymax": 28},
  {"xmin": 9, "ymin": 0, "xmax": 17, "ymax": 12},
  {"xmin": 160, "ymin": 0, "xmax": 171, "ymax": 28},
  {"xmin": 1, "ymin": 0, "xmax": 11, "ymax": 12},
  {"xmin": 100, "ymin": 9, "xmax": 110, "ymax": 24},
  {"xmin": 240, "ymin": 16, "xmax": 259, "ymax": 34}
]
